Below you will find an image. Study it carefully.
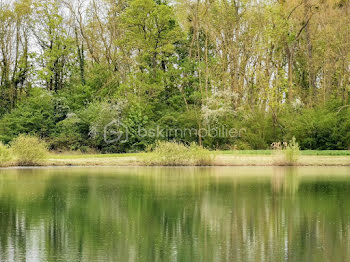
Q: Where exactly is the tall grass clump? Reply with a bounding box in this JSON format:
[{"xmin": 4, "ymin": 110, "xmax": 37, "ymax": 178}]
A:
[
  {"xmin": 188, "ymin": 143, "xmax": 214, "ymax": 166},
  {"xmin": 145, "ymin": 141, "xmax": 214, "ymax": 166},
  {"xmin": 272, "ymin": 137, "xmax": 300, "ymax": 165},
  {"xmin": 11, "ymin": 134, "xmax": 48, "ymax": 166},
  {"xmin": 0, "ymin": 142, "xmax": 12, "ymax": 166},
  {"xmin": 285, "ymin": 137, "xmax": 300, "ymax": 165}
]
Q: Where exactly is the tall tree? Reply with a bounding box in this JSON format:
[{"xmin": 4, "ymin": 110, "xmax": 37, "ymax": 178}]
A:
[{"xmin": 31, "ymin": 0, "xmax": 74, "ymax": 92}]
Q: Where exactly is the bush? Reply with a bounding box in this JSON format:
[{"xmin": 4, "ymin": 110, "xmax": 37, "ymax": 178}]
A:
[
  {"xmin": 284, "ymin": 137, "xmax": 300, "ymax": 165},
  {"xmin": 188, "ymin": 143, "xmax": 215, "ymax": 166},
  {"xmin": 272, "ymin": 137, "xmax": 300, "ymax": 166},
  {"xmin": 283, "ymin": 102, "xmax": 347, "ymax": 150},
  {"xmin": 0, "ymin": 142, "xmax": 12, "ymax": 166},
  {"xmin": 57, "ymin": 84, "xmax": 93, "ymax": 111},
  {"xmin": 51, "ymin": 113, "xmax": 86, "ymax": 151},
  {"xmin": 11, "ymin": 135, "xmax": 48, "ymax": 166},
  {"xmin": 0, "ymin": 88, "xmax": 57, "ymax": 143},
  {"xmin": 144, "ymin": 141, "xmax": 214, "ymax": 166}
]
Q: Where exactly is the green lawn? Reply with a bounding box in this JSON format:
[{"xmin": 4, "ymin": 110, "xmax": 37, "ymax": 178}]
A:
[
  {"xmin": 50, "ymin": 150, "xmax": 350, "ymax": 160},
  {"xmin": 50, "ymin": 153, "xmax": 141, "ymax": 159},
  {"xmin": 299, "ymin": 150, "xmax": 350, "ymax": 156},
  {"xmin": 219, "ymin": 150, "xmax": 350, "ymax": 156}
]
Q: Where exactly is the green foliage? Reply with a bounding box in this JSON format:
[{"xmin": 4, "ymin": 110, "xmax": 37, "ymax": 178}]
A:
[
  {"xmin": 121, "ymin": 0, "xmax": 182, "ymax": 68},
  {"xmin": 146, "ymin": 141, "xmax": 188, "ymax": 166},
  {"xmin": 0, "ymin": 0, "xmax": 349, "ymax": 153},
  {"xmin": 234, "ymin": 110, "xmax": 275, "ymax": 150},
  {"xmin": 10, "ymin": 134, "xmax": 48, "ymax": 166},
  {"xmin": 145, "ymin": 141, "xmax": 214, "ymax": 166},
  {"xmin": 78, "ymin": 100, "xmax": 127, "ymax": 152},
  {"xmin": 0, "ymin": 88, "xmax": 56, "ymax": 143},
  {"xmin": 188, "ymin": 143, "xmax": 215, "ymax": 166},
  {"xmin": 51, "ymin": 113, "xmax": 86, "ymax": 151},
  {"xmin": 0, "ymin": 142, "xmax": 12, "ymax": 166},
  {"xmin": 57, "ymin": 85, "xmax": 93, "ymax": 111},
  {"xmin": 32, "ymin": 0, "xmax": 75, "ymax": 91},
  {"xmin": 283, "ymin": 102, "xmax": 350, "ymax": 150}
]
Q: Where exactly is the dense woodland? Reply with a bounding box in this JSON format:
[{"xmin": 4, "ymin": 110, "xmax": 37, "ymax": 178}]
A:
[{"xmin": 0, "ymin": 0, "xmax": 349, "ymax": 152}]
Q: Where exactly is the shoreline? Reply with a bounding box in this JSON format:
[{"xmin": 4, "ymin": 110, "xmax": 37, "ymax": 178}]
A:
[{"xmin": 2, "ymin": 153, "xmax": 350, "ymax": 168}]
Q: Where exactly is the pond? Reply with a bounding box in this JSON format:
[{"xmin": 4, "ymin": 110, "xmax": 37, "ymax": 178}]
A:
[{"xmin": 0, "ymin": 166, "xmax": 350, "ymax": 262}]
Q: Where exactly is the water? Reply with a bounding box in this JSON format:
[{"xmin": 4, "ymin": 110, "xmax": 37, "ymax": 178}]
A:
[{"xmin": 0, "ymin": 166, "xmax": 350, "ymax": 262}]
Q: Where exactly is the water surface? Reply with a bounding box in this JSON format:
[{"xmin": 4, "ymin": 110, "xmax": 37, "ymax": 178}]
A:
[{"xmin": 0, "ymin": 166, "xmax": 350, "ymax": 262}]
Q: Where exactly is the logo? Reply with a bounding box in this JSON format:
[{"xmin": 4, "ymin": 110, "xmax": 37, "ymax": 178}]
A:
[
  {"xmin": 104, "ymin": 119, "xmax": 246, "ymax": 144},
  {"xmin": 104, "ymin": 119, "xmax": 129, "ymax": 144}
]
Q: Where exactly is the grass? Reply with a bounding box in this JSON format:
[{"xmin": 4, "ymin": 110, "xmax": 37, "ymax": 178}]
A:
[
  {"xmin": 50, "ymin": 152, "xmax": 140, "ymax": 159},
  {"xmin": 49, "ymin": 142, "xmax": 215, "ymax": 166},
  {"xmin": 0, "ymin": 142, "xmax": 12, "ymax": 166},
  {"xmin": 11, "ymin": 134, "xmax": 48, "ymax": 166},
  {"xmin": 49, "ymin": 150, "xmax": 350, "ymax": 160},
  {"xmin": 0, "ymin": 149, "xmax": 346, "ymax": 168},
  {"xmin": 218, "ymin": 150, "xmax": 350, "ymax": 156},
  {"xmin": 143, "ymin": 141, "xmax": 214, "ymax": 166},
  {"xmin": 270, "ymin": 137, "xmax": 300, "ymax": 166},
  {"xmin": 46, "ymin": 150, "xmax": 350, "ymax": 161}
]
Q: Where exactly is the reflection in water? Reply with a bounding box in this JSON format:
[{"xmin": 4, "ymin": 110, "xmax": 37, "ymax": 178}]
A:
[
  {"xmin": 0, "ymin": 167, "xmax": 350, "ymax": 262},
  {"xmin": 271, "ymin": 167, "xmax": 300, "ymax": 194}
]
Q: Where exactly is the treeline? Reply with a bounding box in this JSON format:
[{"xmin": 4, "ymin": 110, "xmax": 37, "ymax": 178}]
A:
[{"xmin": 0, "ymin": 0, "xmax": 349, "ymax": 152}]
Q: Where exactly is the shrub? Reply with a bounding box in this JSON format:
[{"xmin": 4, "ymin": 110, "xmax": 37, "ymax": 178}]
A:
[
  {"xmin": 188, "ymin": 143, "xmax": 215, "ymax": 166},
  {"xmin": 51, "ymin": 113, "xmax": 86, "ymax": 151},
  {"xmin": 11, "ymin": 135, "xmax": 48, "ymax": 166},
  {"xmin": 144, "ymin": 141, "xmax": 214, "ymax": 166},
  {"xmin": 78, "ymin": 100, "xmax": 127, "ymax": 152},
  {"xmin": 0, "ymin": 142, "xmax": 12, "ymax": 166},
  {"xmin": 284, "ymin": 137, "xmax": 300, "ymax": 165},
  {"xmin": 0, "ymin": 88, "xmax": 56, "ymax": 143},
  {"xmin": 57, "ymin": 84, "xmax": 93, "ymax": 111},
  {"xmin": 283, "ymin": 102, "xmax": 347, "ymax": 150},
  {"xmin": 272, "ymin": 137, "xmax": 300, "ymax": 166}
]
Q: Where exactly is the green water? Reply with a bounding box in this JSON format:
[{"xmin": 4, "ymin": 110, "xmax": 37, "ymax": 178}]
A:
[{"xmin": 0, "ymin": 167, "xmax": 350, "ymax": 262}]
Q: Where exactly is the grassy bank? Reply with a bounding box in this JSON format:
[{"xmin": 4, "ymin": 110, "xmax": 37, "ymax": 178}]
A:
[
  {"xmin": 2, "ymin": 150, "xmax": 350, "ymax": 168},
  {"xmin": 43, "ymin": 151, "xmax": 350, "ymax": 167},
  {"xmin": 220, "ymin": 150, "xmax": 350, "ymax": 156}
]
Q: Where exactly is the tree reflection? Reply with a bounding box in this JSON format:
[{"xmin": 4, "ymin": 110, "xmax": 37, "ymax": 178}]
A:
[
  {"xmin": 0, "ymin": 167, "xmax": 349, "ymax": 261},
  {"xmin": 271, "ymin": 167, "xmax": 299, "ymax": 195}
]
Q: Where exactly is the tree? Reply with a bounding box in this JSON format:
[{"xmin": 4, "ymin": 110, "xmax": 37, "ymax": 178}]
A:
[
  {"xmin": 31, "ymin": 0, "xmax": 74, "ymax": 92},
  {"xmin": 0, "ymin": 0, "xmax": 31, "ymax": 113}
]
